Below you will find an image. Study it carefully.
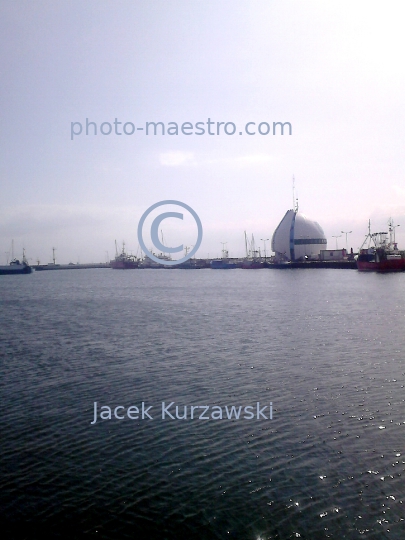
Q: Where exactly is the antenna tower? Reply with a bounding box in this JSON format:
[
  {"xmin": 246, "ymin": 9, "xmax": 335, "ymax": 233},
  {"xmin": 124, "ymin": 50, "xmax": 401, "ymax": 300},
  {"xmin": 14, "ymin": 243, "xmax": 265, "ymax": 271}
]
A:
[{"xmin": 292, "ymin": 175, "xmax": 299, "ymax": 212}]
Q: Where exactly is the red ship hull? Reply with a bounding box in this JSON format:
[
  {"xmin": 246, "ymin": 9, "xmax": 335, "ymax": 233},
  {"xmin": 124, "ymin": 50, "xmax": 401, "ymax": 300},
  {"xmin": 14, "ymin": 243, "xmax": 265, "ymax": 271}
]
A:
[
  {"xmin": 110, "ymin": 260, "xmax": 139, "ymax": 269},
  {"xmin": 357, "ymin": 220, "xmax": 405, "ymax": 273},
  {"xmin": 110, "ymin": 241, "xmax": 139, "ymax": 269},
  {"xmin": 357, "ymin": 258, "xmax": 405, "ymax": 272}
]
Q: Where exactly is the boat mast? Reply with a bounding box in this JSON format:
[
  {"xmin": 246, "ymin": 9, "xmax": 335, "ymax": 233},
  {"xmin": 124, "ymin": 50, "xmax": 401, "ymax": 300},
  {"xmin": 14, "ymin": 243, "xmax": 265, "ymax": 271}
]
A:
[
  {"xmin": 292, "ymin": 175, "xmax": 295, "ymax": 211},
  {"xmin": 388, "ymin": 218, "xmax": 392, "ymax": 246},
  {"xmin": 161, "ymin": 229, "xmax": 166, "ymax": 256},
  {"xmin": 360, "ymin": 220, "xmax": 371, "ymax": 250},
  {"xmin": 221, "ymin": 242, "xmax": 229, "ymax": 259},
  {"xmin": 292, "ymin": 175, "xmax": 299, "ymax": 213}
]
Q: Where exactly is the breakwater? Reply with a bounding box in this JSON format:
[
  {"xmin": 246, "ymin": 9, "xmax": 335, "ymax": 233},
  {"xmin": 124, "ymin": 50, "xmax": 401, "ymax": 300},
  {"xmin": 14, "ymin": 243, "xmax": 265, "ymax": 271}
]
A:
[{"xmin": 35, "ymin": 263, "xmax": 110, "ymax": 271}]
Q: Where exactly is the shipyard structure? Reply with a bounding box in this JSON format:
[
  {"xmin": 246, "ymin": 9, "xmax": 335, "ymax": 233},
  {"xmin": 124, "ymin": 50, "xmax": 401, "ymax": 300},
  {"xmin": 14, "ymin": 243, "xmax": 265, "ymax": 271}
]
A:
[{"xmin": 271, "ymin": 208, "xmax": 327, "ymax": 262}]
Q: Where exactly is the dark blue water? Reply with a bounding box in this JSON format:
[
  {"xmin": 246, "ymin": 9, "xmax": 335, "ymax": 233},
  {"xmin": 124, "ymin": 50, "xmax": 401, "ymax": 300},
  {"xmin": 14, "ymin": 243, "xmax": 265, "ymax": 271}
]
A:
[{"xmin": 1, "ymin": 269, "xmax": 404, "ymax": 539}]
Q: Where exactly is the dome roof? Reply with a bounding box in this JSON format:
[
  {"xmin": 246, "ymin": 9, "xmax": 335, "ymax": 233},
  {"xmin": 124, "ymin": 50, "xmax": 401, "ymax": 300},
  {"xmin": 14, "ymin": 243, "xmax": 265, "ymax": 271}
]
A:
[{"xmin": 271, "ymin": 209, "xmax": 327, "ymax": 261}]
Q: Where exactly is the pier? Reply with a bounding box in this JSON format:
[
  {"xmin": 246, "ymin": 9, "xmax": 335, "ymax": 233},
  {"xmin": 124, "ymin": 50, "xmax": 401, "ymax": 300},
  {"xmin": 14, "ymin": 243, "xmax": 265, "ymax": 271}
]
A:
[
  {"xmin": 34, "ymin": 263, "xmax": 111, "ymax": 271},
  {"xmin": 32, "ymin": 260, "xmax": 357, "ymax": 271}
]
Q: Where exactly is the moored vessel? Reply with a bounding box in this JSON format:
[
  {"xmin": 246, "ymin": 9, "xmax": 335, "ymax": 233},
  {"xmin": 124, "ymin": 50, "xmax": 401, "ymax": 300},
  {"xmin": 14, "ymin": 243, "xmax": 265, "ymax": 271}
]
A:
[
  {"xmin": 241, "ymin": 232, "xmax": 265, "ymax": 269},
  {"xmin": 357, "ymin": 219, "xmax": 405, "ymax": 272},
  {"xmin": 211, "ymin": 259, "xmax": 237, "ymax": 269},
  {"xmin": 110, "ymin": 241, "xmax": 139, "ymax": 269},
  {"xmin": 139, "ymin": 253, "xmax": 172, "ymax": 268},
  {"xmin": 0, "ymin": 249, "xmax": 32, "ymax": 275},
  {"xmin": 210, "ymin": 244, "xmax": 237, "ymax": 269},
  {"xmin": 241, "ymin": 259, "xmax": 264, "ymax": 269},
  {"xmin": 166, "ymin": 259, "xmax": 204, "ymax": 269}
]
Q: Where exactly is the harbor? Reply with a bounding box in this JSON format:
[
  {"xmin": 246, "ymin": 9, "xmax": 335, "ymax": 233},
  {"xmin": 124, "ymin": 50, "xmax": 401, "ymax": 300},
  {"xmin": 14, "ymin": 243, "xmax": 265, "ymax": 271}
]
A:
[
  {"xmin": 2, "ymin": 210, "xmax": 403, "ymax": 274},
  {"xmin": 3, "ymin": 256, "xmax": 360, "ymax": 272}
]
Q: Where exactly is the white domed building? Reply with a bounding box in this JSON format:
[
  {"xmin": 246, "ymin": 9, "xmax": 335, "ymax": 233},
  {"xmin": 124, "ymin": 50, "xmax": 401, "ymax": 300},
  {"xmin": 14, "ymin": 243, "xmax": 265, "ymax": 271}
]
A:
[{"xmin": 271, "ymin": 209, "xmax": 327, "ymax": 262}]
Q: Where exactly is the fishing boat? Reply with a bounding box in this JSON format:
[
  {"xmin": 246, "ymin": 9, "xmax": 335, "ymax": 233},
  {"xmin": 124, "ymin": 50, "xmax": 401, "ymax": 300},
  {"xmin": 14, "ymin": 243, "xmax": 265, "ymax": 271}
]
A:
[
  {"xmin": 241, "ymin": 259, "xmax": 264, "ymax": 269},
  {"xmin": 210, "ymin": 244, "xmax": 237, "ymax": 269},
  {"xmin": 110, "ymin": 241, "xmax": 139, "ymax": 269},
  {"xmin": 357, "ymin": 219, "xmax": 405, "ymax": 272},
  {"xmin": 211, "ymin": 259, "xmax": 237, "ymax": 269},
  {"xmin": 139, "ymin": 253, "xmax": 172, "ymax": 268},
  {"xmin": 166, "ymin": 258, "xmax": 204, "ymax": 269},
  {"xmin": 0, "ymin": 248, "xmax": 32, "ymax": 275},
  {"xmin": 241, "ymin": 232, "xmax": 265, "ymax": 269}
]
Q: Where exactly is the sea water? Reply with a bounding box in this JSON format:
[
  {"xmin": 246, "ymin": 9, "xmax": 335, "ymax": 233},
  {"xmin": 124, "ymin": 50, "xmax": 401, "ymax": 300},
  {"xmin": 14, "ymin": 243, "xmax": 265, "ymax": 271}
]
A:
[{"xmin": 1, "ymin": 269, "xmax": 404, "ymax": 539}]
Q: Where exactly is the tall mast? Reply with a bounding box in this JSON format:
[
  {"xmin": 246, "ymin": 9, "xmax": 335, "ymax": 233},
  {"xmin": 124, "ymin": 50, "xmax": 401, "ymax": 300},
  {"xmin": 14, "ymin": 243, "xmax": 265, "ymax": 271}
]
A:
[
  {"xmin": 52, "ymin": 247, "xmax": 56, "ymax": 265},
  {"xmin": 292, "ymin": 175, "xmax": 295, "ymax": 210},
  {"xmin": 360, "ymin": 219, "xmax": 372, "ymax": 250},
  {"xmin": 244, "ymin": 231, "xmax": 248, "ymax": 258},
  {"xmin": 388, "ymin": 217, "xmax": 393, "ymax": 245},
  {"xmin": 292, "ymin": 175, "xmax": 299, "ymax": 212}
]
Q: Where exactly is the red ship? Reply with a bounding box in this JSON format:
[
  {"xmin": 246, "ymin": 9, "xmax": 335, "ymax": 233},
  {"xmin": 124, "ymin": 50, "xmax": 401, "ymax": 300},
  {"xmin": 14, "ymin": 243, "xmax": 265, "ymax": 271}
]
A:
[
  {"xmin": 357, "ymin": 219, "xmax": 405, "ymax": 272},
  {"xmin": 110, "ymin": 241, "xmax": 139, "ymax": 269}
]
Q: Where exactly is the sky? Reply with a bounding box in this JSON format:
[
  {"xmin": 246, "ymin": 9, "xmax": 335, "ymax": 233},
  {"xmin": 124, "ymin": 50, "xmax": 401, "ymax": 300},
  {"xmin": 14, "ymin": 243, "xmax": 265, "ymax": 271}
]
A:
[{"xmin": 1, "ymin": 0, "xmax": 404, "ymax": 263}]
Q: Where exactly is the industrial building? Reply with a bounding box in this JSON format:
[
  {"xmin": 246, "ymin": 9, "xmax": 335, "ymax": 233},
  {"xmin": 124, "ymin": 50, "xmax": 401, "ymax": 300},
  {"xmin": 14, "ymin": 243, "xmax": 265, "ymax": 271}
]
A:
[{"xmin": 271, "ymin": 208, "xmax": 327, "ymax": 262}]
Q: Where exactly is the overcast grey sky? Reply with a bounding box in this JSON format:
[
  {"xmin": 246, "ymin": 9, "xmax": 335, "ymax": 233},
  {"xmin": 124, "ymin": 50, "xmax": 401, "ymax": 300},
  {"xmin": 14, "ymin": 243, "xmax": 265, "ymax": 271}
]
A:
[{"xmin": 1, "ymin": 1, "xmax": 404, "ymax": 263}]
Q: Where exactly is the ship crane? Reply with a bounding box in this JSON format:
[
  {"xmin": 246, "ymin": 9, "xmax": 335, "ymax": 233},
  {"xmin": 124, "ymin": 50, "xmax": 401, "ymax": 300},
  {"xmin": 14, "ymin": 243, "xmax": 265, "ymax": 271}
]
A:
[
  {"xmin": 388, "ymin": 217, "xmax": 400, "ymax": 248},
  {"xmin": 220, "ymin": 242, "xmax": 228, "ymax": 259}
]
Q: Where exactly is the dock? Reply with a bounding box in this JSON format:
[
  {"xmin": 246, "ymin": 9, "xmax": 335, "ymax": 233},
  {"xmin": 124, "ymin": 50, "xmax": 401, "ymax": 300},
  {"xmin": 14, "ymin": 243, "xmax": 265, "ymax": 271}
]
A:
[{"xmin": 34, "ymin": 263, "xmax": 111, "ymax": 271}]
